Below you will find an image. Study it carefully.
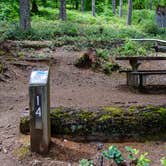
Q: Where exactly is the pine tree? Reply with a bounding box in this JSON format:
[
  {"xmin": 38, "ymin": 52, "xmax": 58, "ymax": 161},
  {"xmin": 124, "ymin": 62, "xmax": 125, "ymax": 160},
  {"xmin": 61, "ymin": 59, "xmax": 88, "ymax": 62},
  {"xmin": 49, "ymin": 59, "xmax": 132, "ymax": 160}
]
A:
[
  {"xmin": 20, "ymin": 0, "xmax": 30, "ymax": 31},
  {"xmin": 59, "ymin": 0, "xmax": 66, "ymax": 20},
  {"xmin": 119, "ymin": 0, "xmax": 123, "ymax": 17},
  {"xmin": 92, "ymin": 0, "xmax": 96, "ymax": 17},
  {"xmin": 127, "ymin": 0, "xmax": 132, "ymax": 25}
]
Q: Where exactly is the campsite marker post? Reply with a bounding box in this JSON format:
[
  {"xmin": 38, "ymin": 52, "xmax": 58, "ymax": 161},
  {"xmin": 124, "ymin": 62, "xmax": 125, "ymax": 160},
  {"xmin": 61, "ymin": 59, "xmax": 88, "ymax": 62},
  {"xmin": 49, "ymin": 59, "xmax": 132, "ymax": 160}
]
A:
[{"xmin": 29, "ymin": 68, "xmax": 50, "ymax": 154}]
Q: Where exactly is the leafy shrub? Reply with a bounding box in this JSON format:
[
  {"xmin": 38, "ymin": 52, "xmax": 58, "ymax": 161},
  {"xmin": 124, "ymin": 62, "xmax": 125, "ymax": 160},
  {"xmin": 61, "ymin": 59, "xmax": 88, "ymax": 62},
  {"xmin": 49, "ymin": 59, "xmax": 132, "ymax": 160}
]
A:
[
  {"xmin": 141, "ymin": 21, "xmax": 159, "ymax": 35},
  {"xmin": 161, "ymin": 157, "xmax": 166, "ymax": 166},
  {"xmin": 102, "ymin": 145, "xmax": 124, "ymax": 165},
  {"xmin": 103, "ymin": 62, "xmax": 120, "ymax": 75},
  {"xmin": 96, "ymin": 49, "xmax": 110, "ymax": 61},
  {"xmin": 137, "ymin": 153, "xmax": 151, "ymax": 166},
  {"xmin": 0, "ymin": 2, "xmax": 19, "ymax": 21},
  {"xmin": 117, "ymin": 40, "xmax": 148, "ymax": 57},
  {"xmin": 79, "ymin": 159, "xmax": 93, "ymax": 166}
]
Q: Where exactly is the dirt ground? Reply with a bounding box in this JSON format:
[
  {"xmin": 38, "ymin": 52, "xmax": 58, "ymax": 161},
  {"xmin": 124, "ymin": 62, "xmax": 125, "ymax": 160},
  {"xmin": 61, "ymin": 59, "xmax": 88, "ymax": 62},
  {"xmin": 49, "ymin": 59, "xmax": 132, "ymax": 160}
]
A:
[{"xmin": 0, "ymin": 46, "xmax": 166, "ymax": 165}]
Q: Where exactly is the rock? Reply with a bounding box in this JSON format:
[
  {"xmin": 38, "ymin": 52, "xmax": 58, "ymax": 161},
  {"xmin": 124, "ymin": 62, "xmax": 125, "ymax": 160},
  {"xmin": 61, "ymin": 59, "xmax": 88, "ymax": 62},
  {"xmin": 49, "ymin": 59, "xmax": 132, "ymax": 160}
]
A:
[
  {"xmin": 97, "ymin": 143, "xmax": 104, "ymax": 151},
  {"xmin": 2, "ymin": 147, "xmax": 8, "ymax": 154},
  {"xmin": 63, "ymin": 139, "xmax": 68, "ymax": 143},
  {"xmin": 32, "ymin": 160, "xmax": 42, "ymax": 166},
  {"xmin": 6, "ymin": 124, "xmax": 11, "ymax": 128}
]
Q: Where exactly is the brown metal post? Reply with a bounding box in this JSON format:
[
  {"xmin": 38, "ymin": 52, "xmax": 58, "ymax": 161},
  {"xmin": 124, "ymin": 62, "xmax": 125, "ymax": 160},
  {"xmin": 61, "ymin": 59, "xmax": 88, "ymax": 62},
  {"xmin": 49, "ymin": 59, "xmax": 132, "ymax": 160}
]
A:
[{"xmin": 29, "ymin": 68, "xmax": 50, "ymax": 154}]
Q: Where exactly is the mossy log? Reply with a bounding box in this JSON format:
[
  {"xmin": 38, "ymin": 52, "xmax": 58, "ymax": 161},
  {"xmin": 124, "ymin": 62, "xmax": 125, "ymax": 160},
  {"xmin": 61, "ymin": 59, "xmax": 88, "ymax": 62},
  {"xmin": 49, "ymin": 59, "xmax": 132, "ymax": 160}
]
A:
[{"xmin": 20, "ymin": 106, "xmax": 166, "ymax": 141}]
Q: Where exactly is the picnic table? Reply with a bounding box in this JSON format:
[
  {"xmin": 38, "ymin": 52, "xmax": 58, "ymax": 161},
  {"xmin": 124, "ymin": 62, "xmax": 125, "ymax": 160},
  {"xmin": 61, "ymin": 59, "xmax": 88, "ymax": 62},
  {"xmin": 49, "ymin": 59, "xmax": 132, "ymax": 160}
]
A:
[{"xmin": 116, "ymin": 56, "xmax": 166, "ymax": 88}]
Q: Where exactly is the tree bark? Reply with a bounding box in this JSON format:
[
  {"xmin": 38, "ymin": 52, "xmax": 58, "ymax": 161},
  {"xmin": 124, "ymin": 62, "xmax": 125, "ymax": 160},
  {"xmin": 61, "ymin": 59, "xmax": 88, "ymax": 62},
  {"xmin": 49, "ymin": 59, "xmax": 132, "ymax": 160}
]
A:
[
  {"xmin": 127, "ymin": 0, "xmax": 132, "ymax": 25},
  {"xmin": 31, "ymin": 0, "xmax": 38, "ymax": 13},
  {"xmin": 112, "ymin": 0, "xmax": 116, "ymax": 14},
  {"xmin": 20, "ymin": 0, "xmax": 30, "ymax": 31},
  {"xmin": 92, "ymin": 0, "xmax": 96, "ymax": 17},
  {"xmin": 119, "ymin": 0, "xmax": 123, "ymax": 17},
  {"xmin": 150, "ymin": 0, "xmax": 153, "ymax": 10},
  {"xmin": 81, "ymin": 0, "xmax": 84, "ymax": 12},
  {"xmin": 75, "ymin": 0, "xmax": 79, "ymax": 10},
  {"xmin": 59, "ymin": 0, "xmax": 66, "ymax": 20}
]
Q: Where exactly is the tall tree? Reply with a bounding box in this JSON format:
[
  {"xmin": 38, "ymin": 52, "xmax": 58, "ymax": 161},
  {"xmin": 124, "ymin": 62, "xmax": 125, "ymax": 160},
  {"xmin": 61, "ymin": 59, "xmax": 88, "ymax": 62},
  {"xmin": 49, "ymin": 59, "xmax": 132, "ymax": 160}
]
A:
[
  {"xmin": 119, "ymin": 0, "xmax": 123, "ymax": 17},
  {"xmin": 75, "ymin": 0, "xmax": 79, "ymax": 10},
  {"xmin": 59, "ymin": 0, "xmax": 66, "ymax": 20},
  {"xmin": 127, "ymin": 0, "xmax": 132, "ymax": 25},
  {"xmin": 92, "ymin": 0, "xmax": 96, "ymax": 17},
  {"xmin": 20, "ymin": 0, "xmax": 30, "ymax": 31},
  {"xmin": 81, "ymin": 0, "xmax": 84, "ymax": 12},
  {"xmin": 112, "ymin": 0, "xmax": 116, "ymax": 14}
]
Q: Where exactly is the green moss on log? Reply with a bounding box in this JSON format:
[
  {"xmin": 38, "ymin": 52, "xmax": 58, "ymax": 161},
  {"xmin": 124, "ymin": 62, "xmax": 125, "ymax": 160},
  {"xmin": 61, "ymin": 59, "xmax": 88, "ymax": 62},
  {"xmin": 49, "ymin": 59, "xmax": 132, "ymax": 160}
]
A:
[{"xmin": 20, "ymin": 105, "xmax": 166, "ymax": 141}]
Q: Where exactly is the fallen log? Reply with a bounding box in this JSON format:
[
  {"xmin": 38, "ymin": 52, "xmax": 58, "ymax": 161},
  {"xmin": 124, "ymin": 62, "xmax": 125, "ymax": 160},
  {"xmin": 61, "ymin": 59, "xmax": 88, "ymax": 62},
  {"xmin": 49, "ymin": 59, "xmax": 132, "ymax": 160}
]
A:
[{"xmin": 20, "ymin": 105, "xmax": 166, "ymax": 141}]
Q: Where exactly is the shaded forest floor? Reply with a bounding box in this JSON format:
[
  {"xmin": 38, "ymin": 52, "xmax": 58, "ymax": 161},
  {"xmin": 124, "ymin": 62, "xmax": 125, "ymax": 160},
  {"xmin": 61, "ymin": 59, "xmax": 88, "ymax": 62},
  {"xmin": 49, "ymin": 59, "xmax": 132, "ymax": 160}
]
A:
[{"xmin": 0, "ymin": 41, "xmax": 166, "ymax": 165}]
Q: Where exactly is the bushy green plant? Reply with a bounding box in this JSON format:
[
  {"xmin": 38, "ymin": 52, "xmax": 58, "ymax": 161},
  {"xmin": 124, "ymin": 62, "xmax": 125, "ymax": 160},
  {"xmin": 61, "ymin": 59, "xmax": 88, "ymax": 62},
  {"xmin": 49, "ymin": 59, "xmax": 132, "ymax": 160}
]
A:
[
  {"xmin": 137, "ymin": 153, "xmax": 151, "ymax": 166},
  {"xmin": 102, "ymin": 145, "xmax": 124, "ymax": 165},
  {"xmin": 79, "ymin": 159, "xmax": 93, "ymax": 166},
  {"xmin": 142, "ymin": 21, "xmax": 159, "ymax": 35},
  {"xmin": 103, "ymin": 62, "xmax": 120, "ymax": 75},
  {"xmin": 125, "ymin": 146, "xmax": 139, "ymax": 161},
  {"xmin": 161, "ymin": 157, "xmax": 166, "ymax": 166},
  {"xmin": 117, "ymin": 40, "xmax": 147, "ymax": 57},
  {"xmin": 96, "ymin": 49, "xmax": 110, "ymax": 61},
  {"xmin": 0, "ymin": 2, "xmax": 19, "ymax": 21}
]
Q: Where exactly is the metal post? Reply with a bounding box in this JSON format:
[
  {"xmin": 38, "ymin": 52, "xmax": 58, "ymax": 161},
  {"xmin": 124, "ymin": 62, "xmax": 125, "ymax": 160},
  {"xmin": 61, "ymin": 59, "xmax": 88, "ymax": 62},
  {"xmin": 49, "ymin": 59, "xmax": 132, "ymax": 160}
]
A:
[{"xmin": 29, "ymin": 68, "xmax": 50, "ymax": 154}]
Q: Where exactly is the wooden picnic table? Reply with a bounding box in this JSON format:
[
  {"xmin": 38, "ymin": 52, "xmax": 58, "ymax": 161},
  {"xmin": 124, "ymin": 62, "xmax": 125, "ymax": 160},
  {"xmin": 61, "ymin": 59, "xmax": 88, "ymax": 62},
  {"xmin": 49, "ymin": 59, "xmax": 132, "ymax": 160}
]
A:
[
  {"xmin": 116, "ymin": 56, "xmax": 166, "ymax": 88},
  {"xmin": 116, "ymin": 56, "xmax": 166, "ymax": 71}
]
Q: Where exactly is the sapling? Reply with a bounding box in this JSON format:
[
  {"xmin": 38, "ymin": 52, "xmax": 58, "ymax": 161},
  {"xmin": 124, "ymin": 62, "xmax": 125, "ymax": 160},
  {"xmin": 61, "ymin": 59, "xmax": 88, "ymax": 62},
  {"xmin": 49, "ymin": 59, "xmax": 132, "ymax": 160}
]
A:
[
  {"xmin": 102, "ymin": 145, "xmax": 125, "ymax": 165},
  {"xmin": 137, "ymin": 152, "xmax": 151, "ymax": 166},
  {"xmin": 125, "ymin": 146, "xmax": 139, "ymax": 164}
]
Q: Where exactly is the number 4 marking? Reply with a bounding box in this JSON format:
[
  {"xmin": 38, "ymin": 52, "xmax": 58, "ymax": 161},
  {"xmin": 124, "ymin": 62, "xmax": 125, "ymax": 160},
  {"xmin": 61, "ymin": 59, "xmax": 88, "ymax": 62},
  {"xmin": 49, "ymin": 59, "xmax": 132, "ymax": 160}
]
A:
[{"xmin": 36, "ymin": 107, "xmax": 41, "ymax": 117}]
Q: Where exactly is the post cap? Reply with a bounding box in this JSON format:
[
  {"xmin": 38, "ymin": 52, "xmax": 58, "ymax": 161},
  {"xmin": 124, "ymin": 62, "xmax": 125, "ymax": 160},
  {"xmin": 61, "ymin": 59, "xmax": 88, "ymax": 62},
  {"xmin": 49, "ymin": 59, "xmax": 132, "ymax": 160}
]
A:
[{"xmin": 29, "ymin": 68, "xmax": 49, "ymax": 86}]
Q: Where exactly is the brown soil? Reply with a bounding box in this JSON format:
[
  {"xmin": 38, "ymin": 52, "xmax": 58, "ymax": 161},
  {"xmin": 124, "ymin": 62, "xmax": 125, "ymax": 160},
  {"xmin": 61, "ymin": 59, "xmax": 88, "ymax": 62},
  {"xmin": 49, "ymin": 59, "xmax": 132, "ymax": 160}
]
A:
[{"xmin": 0, "ymin": 43, "xmax": 166, "ymax": 165}]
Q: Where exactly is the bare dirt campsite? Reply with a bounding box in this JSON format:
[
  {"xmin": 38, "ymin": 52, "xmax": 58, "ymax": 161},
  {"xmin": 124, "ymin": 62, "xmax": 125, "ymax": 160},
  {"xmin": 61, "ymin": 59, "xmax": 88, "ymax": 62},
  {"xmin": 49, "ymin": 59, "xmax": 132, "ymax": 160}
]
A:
[
  {"xmin": 1, "ymin": 0, "xmax": 166, "ymax": 166},
  {"xmin": 0, "ymin": 41, "xmax": 166, "ymax": 165}
]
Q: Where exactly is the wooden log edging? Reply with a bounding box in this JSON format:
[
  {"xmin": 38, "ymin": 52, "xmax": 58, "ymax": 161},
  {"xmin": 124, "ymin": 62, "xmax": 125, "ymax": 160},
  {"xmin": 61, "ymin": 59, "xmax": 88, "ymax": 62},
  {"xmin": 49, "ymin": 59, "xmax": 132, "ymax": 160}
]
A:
[{"xmin": 20, "ymin": 106, "xmax": 166, "ymax": 141}]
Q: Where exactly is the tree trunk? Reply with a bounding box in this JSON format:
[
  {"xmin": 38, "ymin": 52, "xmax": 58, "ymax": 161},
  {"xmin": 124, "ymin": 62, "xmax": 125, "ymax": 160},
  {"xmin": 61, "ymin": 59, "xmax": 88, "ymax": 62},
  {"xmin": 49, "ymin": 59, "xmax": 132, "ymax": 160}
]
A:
[
  {"xmin": 119, "ymin": 0, "xmax": 123, "ymax": 17},
  {"xmin": 31, "ymin": 0, "xmax": 38, "ymax": 13},
  {"xmin": 112, "ymin": 0, "xmax": 116, "ymax": 14},
  {"xmin": 59, "ymin": 0, "xmax": 66, "ymax": 20},
  {"xmin": 150, "ymin": 0, "xmax": 153, "ymax": 10},
  {"xmin": 20, "ymin": 0, "xmax": 30, "ymax": 31},
  {"xmin": 75, "ymin": 0, "xmax": 79, "ymax": 10},
  {"xmin": 127, "ymin": 0, "xmax": 132, "ymax": 25},
  {"xmin": 81, "ymin": 0, "xmax": 84, "ymax": 12},
  {"xmin": 92, "ymin": 0, "xmax": 96, "ymax": 17}
]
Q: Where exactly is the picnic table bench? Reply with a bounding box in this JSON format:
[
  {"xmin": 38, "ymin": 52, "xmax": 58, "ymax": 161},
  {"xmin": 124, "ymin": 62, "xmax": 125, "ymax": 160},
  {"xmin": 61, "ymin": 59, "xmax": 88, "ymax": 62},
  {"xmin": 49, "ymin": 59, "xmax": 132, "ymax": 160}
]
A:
[{"xmin": 116, "ymin": 56, "xmax": 166, "ymax": 88}]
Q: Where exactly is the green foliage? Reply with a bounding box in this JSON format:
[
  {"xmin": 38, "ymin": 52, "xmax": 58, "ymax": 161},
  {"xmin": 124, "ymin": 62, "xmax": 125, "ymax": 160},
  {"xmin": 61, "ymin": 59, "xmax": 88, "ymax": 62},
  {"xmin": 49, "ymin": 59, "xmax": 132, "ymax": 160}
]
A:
[
  {"xmin": 96, "ymin": 49, "xmax": 110, "ymax": 61},
  {"xmin": 137, "ymin": 153, "xmax": 151, "ymax": 166},
  {"xmin": 79, "ymin": 159, "xmax": 94, "ymax": 166},
  {"xmin": 117, "ymin": 40, "xmax": 148, "ymax": 57},
  {"xmin": 0, "ymin": 2, "xmax": 18, "ymax": 21},
  {"xmin": 0, "ymin": 1, "xmax": 165, "ymax": 43},
  {"xmin": 103, "ymin": 62, "xmax": 120, "ymax": 75},
  {"xmin": 125, "ymin": 146, "xmax": 139, "ymax": 161},
  {"xmin": 102, "ymin": 145, "xmax": 124, "ymax": 165},
  {"xmin": 161, "ymin": 157, "xmax": 166, "ymax": 166},
  {"xmin": 141, "ymin": 21, "xmax": 159, "ymax": 35}
]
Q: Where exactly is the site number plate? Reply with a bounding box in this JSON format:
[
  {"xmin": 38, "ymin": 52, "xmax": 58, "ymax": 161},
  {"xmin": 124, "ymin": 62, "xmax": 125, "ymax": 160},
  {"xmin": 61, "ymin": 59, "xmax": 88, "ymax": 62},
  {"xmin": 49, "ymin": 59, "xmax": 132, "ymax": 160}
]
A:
[{"xmin": 35, "ymin": 95, "xmax": 42, "ymax": 129}]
